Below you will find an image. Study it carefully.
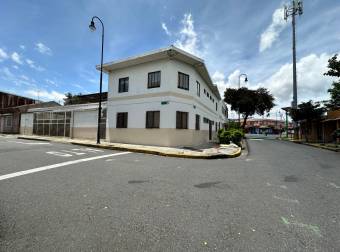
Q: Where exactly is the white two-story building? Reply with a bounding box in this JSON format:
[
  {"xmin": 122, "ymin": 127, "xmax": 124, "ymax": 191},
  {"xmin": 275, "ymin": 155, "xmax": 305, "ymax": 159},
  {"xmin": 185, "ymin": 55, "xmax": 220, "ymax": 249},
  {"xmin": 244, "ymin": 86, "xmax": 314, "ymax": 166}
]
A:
[
  {"xmin": 20, "ymin": 46, "xmax": 228, "ymax": 147},
  {"xmin": 102, "ymin": 46, "xmax": 227, "ymax": 147}
]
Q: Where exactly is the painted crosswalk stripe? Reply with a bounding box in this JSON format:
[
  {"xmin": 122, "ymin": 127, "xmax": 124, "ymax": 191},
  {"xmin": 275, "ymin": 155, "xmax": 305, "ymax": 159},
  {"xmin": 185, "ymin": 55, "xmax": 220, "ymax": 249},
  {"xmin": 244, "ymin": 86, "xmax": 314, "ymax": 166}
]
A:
[{"xmin": 0, "ymin": 152, "xmax": 130, "ymax": 181}]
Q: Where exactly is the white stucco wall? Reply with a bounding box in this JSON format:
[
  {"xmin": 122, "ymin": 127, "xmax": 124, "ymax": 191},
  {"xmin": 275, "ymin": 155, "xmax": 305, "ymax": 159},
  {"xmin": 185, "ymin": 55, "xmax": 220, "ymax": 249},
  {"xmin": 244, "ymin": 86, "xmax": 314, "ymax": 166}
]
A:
[
  {"xmin": 20, "ymin": 113, "xmax": 34, "ymax": 135},
  {"xmin": 107, "ymin": 58, "xmax": 226, "ymax": 128},
  {"xmin": 73, "ymin": 110, "xmax": 98, "ymax": 128}
]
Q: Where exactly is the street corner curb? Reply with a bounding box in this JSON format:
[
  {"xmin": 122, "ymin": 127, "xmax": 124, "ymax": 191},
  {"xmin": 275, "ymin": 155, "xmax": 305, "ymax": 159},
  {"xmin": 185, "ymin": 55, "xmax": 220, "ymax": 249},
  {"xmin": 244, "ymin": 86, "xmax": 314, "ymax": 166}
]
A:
[
  {"xmin": 17, "ymin": 136, "xmax": 51, "ymax": 142},
  {"xmin": 71, "ymin": 142, "xmax": 242, "ymax": 159}
]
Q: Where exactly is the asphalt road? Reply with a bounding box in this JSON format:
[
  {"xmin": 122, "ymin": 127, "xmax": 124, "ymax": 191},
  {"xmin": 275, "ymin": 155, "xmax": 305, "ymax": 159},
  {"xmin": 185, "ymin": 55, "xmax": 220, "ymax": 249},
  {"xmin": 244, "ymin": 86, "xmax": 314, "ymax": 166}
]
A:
[{"xmin": 0, "ymin": 135, "xmax": 339, "ymax": 251}]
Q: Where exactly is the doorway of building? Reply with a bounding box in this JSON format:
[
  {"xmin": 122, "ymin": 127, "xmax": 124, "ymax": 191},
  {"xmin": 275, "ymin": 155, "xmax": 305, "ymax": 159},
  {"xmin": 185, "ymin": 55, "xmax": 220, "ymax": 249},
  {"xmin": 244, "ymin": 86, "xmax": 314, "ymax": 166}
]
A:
[{"xmin": 209, "ymin": 121, "xmax": 212, "ymax": 140}]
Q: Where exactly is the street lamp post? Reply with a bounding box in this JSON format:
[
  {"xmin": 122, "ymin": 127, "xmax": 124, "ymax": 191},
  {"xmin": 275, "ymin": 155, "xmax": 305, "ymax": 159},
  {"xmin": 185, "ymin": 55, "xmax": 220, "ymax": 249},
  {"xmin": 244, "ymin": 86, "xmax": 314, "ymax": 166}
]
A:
[
  {"xmin": 89, "ymin": 16, "xmax": 104, "ymax": 144},
  {"xmin": 238, "ymin": 73, "xmax": 248, "ymax": 125}
]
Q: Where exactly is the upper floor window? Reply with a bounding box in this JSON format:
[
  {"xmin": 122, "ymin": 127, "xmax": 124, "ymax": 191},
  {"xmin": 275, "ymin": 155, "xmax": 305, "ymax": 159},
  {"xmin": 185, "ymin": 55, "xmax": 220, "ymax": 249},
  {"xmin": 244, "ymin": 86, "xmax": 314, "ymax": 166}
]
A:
[
  {"xmin": 146, "ymin": 111, "xmax": 160, "ymax": 128},
  {"xmin": 148, "ymin": 71, "xmax": 161, "ymax": 88},
  {"xmin": 216, "ymin": 102, "xmax": 218, "ymax": 111},
  {"xmin": 118, "ymin": 77, "xmax": 129, "ymax": 93},
  {"xmin": 116, "ymin": 112, "xmax": 128, "ymax": 128},
  {"xmin": 196, "ymin": 81, "xmax": 200, "ymax": 97},
  {"xmin": 176, "ymin": 111, "xmax": 188, "ymax": 129},
  {"xmin": 178, "ymin": 72, "xmax": 189, "ymax": 90}
]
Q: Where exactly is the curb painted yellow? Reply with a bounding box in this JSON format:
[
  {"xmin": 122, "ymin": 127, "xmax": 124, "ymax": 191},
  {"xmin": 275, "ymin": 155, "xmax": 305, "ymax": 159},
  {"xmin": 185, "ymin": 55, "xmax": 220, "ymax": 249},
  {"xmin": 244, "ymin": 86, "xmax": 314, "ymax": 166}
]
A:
[
  {"xmin": 17, "ymin": 135, "xmax": 242, "ymax": 159},
  {"xmin": 278, "ymin": 138, "xmax": 340, "ymax": 152}
]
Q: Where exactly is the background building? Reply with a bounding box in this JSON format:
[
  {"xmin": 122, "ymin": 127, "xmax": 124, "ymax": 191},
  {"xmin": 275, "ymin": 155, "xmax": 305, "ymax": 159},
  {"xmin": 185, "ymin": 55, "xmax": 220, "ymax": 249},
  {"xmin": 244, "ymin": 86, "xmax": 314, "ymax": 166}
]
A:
[
  {"xmin": 0, "ymin": 91, "xmax": 59, "ymax": 134},
  {"xmin": 245, "ymin": 118, "xmax": 293, "ymax": 135}
]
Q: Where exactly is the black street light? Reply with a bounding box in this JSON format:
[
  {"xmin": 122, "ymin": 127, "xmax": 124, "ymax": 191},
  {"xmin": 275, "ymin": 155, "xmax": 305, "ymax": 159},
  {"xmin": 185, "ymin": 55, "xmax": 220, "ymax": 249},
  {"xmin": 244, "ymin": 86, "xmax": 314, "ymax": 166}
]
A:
[
  {"xmin": 89, "ymin": 16, "xmax": 104, "ymax": 144},
  {"xmin": 238, "ymin": 73, "xmax": 248, "ymax": 124}
]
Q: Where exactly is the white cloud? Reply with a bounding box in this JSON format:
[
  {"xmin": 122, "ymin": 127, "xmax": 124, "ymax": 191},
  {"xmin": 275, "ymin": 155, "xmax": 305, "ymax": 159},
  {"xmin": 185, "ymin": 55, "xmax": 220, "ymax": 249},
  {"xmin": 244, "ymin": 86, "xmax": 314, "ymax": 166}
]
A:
[
  {"xmin": 212, "ymin": 69, "xmax": 249, "ymax": 96},
  {"xmin": 0, "ymin": 67, "xmax": 36, "ymax": 87},
  {"xmin": 45, "ymin": 79, "xmax": 58, "ymax": 87},
  {"xmin": 20, "ymin": 75, "xmax": 29, "ymax": 81},
  {"xmin": 161, "ymin": 22, "xmax": 171, "ymax": 36},
  {"xmin": 0, "ymin": 48, "xmax": 8, "ymax": 61},
  {"xmin": 260, "ymin": 53, "xmax": 335, "ymax": 108},
  {"xmin": 12, "ymin": 65, "xmax": 19, "ymax": 69},
  {"xmin": 35, "ymin": 42, "xmax": 52, "ymax": 55},
  {"xmin": 259, "ymin": 7, "xmax": 287, "ymax": 52},
  {"xmin": 26, "ymin": 59, "xmax": 45, "ymax": 71},
  {"xmin": 174, "ymin": 13, "xmax": 201, "ymax": 56},
  {"xmin": 11, "ymin": 52, "xmax": 23, "ymax": 64},
  {"xmin": 20, "ymin": 45, "xmax": 25, "ymax": 50},
  {"xmin": 25, "ymin": 90, "xmax": 65, "ymax": 102},
  {"xmin": 72, "ymin": 83, "xmax": 89, "ymax": 93},
  {"xmin": 212, "ymin": 71, "xmax": 228, "ymax": 95}
]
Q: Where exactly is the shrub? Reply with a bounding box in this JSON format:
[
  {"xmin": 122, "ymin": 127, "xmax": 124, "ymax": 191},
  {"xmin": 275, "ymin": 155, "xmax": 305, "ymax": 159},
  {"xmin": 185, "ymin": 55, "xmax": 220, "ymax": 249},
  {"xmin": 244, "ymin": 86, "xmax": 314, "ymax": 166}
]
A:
[
  {"xmin": 218, "ymin": 128, "xmax": 244, "ymax": 146},
  {"xmin": 226, "ymin": 121, "xmax": 241, "ymax": 130}
]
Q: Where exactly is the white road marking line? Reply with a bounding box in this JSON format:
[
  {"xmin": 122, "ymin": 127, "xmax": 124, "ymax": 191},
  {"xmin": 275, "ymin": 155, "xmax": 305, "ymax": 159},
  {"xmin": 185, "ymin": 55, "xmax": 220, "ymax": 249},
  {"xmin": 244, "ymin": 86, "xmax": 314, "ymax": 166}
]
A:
[
  {"xmin": 6, "ymin": 140, "xmax": 51, "ymax": 145},
  {"xmin": 266, "ymin": 182, "xmax": 288, "ymax": 190},
  {"xmin": 274, "ymin": 195, "xmax": 299, "ymax": 204},
  {"xmin": 61, "ymin": 150, "xmax": 86, "ymax": 155},
  {"xmin": 329, "ymin": 182, "xmax": 340, "ymax": 189},
  {"xmin": 248, "ymin": 139, "xmax": 264, "ymax": 141},
  {"xmin": 72, "ymin": 148, "xmax": 104, "ymax": 153},
  {"xmin": 46, "ymin": 151, "xmax": 72, "ymax": 157},
  {"xmin": 0, "ymin": 152, "xmax": 130, "ymax": 181},
  {"xmin": 105, "ymin": 159, "xmax": 116, "ymax": 162}
]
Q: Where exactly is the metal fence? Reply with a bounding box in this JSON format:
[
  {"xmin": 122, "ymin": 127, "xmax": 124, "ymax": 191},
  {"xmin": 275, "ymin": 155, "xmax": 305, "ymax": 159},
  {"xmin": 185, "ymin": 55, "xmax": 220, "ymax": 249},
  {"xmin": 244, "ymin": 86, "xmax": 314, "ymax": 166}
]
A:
[{"xmin": 33, "ymin": 111, "xmax": 71, "ymax": 137}]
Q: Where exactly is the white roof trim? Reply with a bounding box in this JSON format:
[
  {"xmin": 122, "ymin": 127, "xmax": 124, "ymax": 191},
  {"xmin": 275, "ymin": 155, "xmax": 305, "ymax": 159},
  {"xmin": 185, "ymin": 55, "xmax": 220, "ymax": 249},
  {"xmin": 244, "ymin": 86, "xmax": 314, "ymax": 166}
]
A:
[{"xmin": 28, "ymin": 102, "xmax": 107, "ymax": 113}]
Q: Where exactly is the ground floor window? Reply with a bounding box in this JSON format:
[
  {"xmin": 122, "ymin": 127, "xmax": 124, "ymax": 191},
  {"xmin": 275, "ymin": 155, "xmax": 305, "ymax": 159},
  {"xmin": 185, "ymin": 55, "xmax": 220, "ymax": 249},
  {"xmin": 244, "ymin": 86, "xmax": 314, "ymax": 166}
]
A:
[
  {"xmin": 33, "ymin": 111, "xmax": 71, "ymax": 137},
  {"xmin": 4, "ymin": 116, "xmax": 12, "ymax": 127},
  {"xmin": 176, "ymin": 111, "xmax": 188, "ymax": 129},
  {"xmin": 116, "ymin": 112, "xmax": 128, "ymax": 128},
  {"xmin": 195, "ymin": 114, "xmax": 200, "ymax": 130},
  {"xmin": 146, "ymin": 111, "xmax": 160, "ymax": 128}
]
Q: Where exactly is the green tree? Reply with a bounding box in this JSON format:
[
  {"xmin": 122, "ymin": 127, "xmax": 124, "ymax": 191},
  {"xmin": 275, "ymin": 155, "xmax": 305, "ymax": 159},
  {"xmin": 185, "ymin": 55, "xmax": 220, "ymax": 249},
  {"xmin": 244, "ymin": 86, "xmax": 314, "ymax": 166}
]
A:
[
  {"xmin": 324, "ymin": 54, "xmax": 340, "ymax": 110},
  {"xmin": 224, "ymin": 87, "xmax": 275, "ymax": 129},
  {"xmin": 63, "ymin": 92, "xmax": 82, "ymax": 105},
  {"xmin": 290, "ymin": 100, "xmax": 325, "ymax": 142}
]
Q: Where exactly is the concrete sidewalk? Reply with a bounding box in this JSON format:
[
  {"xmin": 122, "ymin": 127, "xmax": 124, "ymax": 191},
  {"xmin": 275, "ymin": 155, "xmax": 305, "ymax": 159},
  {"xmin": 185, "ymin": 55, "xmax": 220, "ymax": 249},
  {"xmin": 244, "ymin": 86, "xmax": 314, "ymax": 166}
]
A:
[
  {"xmin": 16, "ymin": 135, "xmax": 242, "ymax": 159},
  {"xmin": 277, "ymin": 137, "xmax": 340, "ymax": 152}
]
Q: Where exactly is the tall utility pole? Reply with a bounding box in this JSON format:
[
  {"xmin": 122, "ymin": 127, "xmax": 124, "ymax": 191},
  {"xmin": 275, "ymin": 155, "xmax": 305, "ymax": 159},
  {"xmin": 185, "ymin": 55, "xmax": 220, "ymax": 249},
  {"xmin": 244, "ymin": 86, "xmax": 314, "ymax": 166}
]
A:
[{"xmin": 284, "ymin": 0, "xmax": 303, "ymax": 109}]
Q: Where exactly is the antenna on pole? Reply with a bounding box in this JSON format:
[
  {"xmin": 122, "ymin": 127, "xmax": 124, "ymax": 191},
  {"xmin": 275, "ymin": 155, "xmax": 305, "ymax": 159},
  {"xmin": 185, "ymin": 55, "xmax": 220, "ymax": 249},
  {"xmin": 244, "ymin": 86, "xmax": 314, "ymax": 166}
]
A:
[{"xmin": 283, "ymin": 0, "xmax": 303, "ymax": 109}]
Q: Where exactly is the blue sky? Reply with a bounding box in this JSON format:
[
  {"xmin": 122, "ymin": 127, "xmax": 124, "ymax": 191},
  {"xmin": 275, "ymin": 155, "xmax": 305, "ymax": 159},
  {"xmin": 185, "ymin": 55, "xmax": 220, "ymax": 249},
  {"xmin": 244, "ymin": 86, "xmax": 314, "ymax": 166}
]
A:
[{"xmin": 0, "ymin": 0, "xmax": 339, "ymax": 118}]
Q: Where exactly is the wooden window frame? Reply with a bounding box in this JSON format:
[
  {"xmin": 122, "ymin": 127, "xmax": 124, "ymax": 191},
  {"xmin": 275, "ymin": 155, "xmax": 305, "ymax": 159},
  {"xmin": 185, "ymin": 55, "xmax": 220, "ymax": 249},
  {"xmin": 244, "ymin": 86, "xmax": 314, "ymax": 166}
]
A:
[
  {"xmin": 178, "ymin": 72, "xmax": 189, "ymax": 90},
  {"xmin": 118, "ymin": 77, "xmax": 129, "ymax": 93},
  {"xmin": 176, "ymin": 111, "xmax": 188, "ymax": 129},
  {"xmin": 116, "ymin": 112, "xmax": 128, "ymax": 128},
  {"xmin": 146, "ymin": 111, "xmax": 160, "ymax": 128},
  {"xmin": 195, "ymin": 114, "xmax": 200, "ymax": 130},
  {"xmin": 148, "ymin": 71, "xmax": 161, "ymax": 88}
]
